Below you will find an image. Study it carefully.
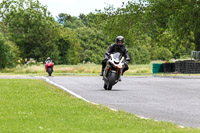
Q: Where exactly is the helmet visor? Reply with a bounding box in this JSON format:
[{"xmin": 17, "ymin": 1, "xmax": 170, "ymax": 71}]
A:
[{"xmin": 117, "ymin": 40, "xmax": 123, "ymax": 45}]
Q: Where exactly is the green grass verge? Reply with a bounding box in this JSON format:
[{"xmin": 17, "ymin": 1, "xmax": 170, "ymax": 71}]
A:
[
  {"xmin": 1, "ymin": 63, "xmax": 200, "ymax": 78},
  {"xmin": 0, "ymin": 79, "xmax": 199, "ymax": 132},
  {"xmin": 0, "ymin": 63, "xmax": 152, "ymax": 76}
]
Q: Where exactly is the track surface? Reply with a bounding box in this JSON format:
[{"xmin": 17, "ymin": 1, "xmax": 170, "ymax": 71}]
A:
[{"xmin": 46, "ymin": 76, "xmax": 200, "ymax": 128}]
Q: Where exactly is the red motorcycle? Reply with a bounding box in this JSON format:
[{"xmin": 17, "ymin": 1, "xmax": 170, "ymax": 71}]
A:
[{"xmin": 45, "ymin": 60, "xmax": 54, "ymax": 76}]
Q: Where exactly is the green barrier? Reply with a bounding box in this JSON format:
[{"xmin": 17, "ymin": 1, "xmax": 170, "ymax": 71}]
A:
[{"xmin": 152, "ymin": 63, "xmax": 162, "ymax": 73}]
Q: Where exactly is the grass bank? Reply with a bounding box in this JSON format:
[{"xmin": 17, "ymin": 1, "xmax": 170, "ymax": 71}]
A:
[{"xmin": 0, "ymin": 79, "xmax": 199, "ymax": 132}]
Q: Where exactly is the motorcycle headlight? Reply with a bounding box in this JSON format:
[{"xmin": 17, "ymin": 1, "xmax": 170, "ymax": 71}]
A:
[{"xmin": 117, "ymin": 65, "xmax": 122, "ymax": 69}]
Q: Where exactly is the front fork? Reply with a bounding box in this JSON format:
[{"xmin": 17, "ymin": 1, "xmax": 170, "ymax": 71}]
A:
[{"xmin": 103, "ymin": 63, "xmax": 111, "ymax": 78}]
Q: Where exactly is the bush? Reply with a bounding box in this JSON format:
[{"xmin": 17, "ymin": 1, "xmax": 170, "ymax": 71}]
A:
[
  {"xmin": 150, "ymin": 47, "xmax": 172, "ymax": 61},
  {"xmin": 129, "ymin": 46, "xmax": 150, "ymax": 64}
]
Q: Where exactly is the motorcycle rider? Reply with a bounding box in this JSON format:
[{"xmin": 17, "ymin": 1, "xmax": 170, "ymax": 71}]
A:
[
  {"xmin": 45, "ymin": 57, "xmax": 54, "ymax": 71},
  {"xmin": 100, "ymin": 36, "xmax": 130, "ymax": 78},
  {"xmin": 45, "ymin": 57, "xmax": 52, "ymax": 63}
]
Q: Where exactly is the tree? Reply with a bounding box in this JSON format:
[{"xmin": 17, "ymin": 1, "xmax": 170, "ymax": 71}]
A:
[
  {"xmin": 57, "ymin": 13, "xmax": 84, "ymax": 29},
  {"xmin": 56, "ymin": 28, "xmax": 81, "ymax": 65},
  {"xmin": 87, "ymin": 1, "xmax": 152, "ymax": 63},
  {"xmin": 76, "ymin": 26, "xmax": 109, "ymax": 64},
  {"xmin": 0, "ymin": 0, "xmax": 60, "ymax": 63},
  {"xmin": 146, "ymin": 0, "xmax": 200, "ymax": 50},
  {"xmin": 57, "ymin": 13, "xmax": 110, "ymax": 64},
  {"xmin": 0, "ymin": 32, "xmax": 19, "ymax": 68}
]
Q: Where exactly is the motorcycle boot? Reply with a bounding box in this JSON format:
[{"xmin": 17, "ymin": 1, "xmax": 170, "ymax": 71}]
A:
[
  {"xmin": 100, "ymin": 61, "xmax": 106, "ymax": 76},
  {"xmin": 100, "ymin": 66, "xmax": 105, "ymax": 76},
  {"xmin": 100, "ymin": 70, "xmax": 104, "ymax": 76},
  {"xmin": 119, "ymin": 76, "xmax": 121, "ymax": 81}
]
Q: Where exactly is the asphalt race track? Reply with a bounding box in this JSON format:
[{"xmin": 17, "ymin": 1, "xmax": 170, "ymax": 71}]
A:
[{"xmin": 46, "ymin": 76, "xmax": 200, "ymax": 128}]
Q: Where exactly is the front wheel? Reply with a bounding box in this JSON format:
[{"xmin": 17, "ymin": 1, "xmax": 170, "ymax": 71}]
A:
[
  {"xmin": 104, "ymin": 83, "xmax": 108, "ymax": 90},
  {"xmin": 107, "ymin": 83, "xmax": 112, "ymax": 90},
  {"xmin": 107, "ymin": 72, "xmax": 117, "ymax": 90},
  {"xmin": 48, "ymin": 67, "xmax": 52, "ymax": 76}
]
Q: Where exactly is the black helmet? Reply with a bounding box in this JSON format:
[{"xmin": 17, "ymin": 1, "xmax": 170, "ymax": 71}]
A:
[{"xmin": 115, "ymin": 36, "xmax": 124, "ymax": 44}]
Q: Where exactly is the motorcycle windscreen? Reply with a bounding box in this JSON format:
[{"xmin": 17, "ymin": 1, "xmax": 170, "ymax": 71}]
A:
[{"xmin": 112, "ymin": 53, "xmax": 122, "ymax": 61}]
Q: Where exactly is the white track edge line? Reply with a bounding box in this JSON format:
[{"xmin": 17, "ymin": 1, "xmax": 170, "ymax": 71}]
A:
[{"xmin": 42, "ymin": 77, "xmax": 98, "ymax": 104}]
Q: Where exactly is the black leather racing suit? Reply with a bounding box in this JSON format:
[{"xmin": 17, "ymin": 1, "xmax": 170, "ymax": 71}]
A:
[{"xmin": 101, "ymin": 44, "xmax": 130, "ymax": 75}]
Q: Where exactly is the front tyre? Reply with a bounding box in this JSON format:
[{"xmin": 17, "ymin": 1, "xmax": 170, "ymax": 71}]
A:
[
  {"xmin": 48, "ymin": 67, "xmax": 52, "ymax": 76},
  {"xmin": 107, "ymin": 72, "xmax": 117, "ymax": 90},
  {"xmin": 104, "ymin": 83, "xmax": 108, "ymax": 90}
]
